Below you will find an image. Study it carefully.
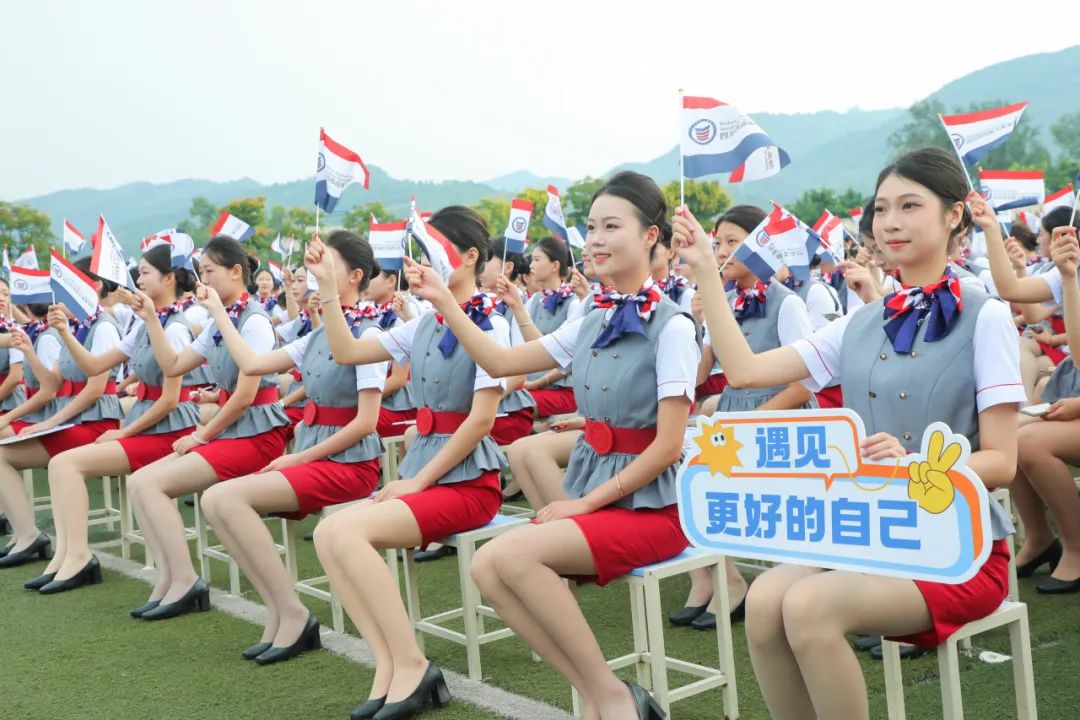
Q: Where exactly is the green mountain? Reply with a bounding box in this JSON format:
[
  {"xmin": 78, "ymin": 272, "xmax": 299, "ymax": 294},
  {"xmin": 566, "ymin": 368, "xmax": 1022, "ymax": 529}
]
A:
[{"xmin": 19, "ymin": 45, "xmax": 1080, "ymax": 253}]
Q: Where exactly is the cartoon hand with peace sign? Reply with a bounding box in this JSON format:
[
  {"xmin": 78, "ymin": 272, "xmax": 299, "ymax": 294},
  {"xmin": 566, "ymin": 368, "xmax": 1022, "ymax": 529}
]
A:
[{"xmin": 906, "ymin": 429, "xmax": 961, "ymax": 514}]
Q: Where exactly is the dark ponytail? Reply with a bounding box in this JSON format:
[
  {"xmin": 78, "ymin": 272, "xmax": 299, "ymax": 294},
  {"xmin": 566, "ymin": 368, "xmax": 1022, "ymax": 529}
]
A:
[
  {"xmin": 74, "ymin": 256, "xmax": 112, "ymax": 299},
  {"xmin": 325, "ymin": 229, "xmax": 379, "ymax": 291}
]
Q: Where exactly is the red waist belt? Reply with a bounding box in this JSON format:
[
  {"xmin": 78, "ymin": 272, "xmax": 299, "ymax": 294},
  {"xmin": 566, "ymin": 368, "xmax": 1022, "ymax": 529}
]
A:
[
  {"xmin": 302, "ymin": 403, "xmax": 357, "ymax": 426},
  {"xmin": 583, "ymin": 420, "xmax": 656, "ymax": 455},
  {"xmin": 217, "ymin": 386, "xmax": 280, "ymax": 407},
  {"xmin": 56, "ymin": 380, "xmax": 118, "ymax": 398},
  {"xmin": 136, "ymin": 384, "xmax": 194, "ymax": 403},
  {"xmin": 416, "ymin": 408, "xmax": 469, "ymax": 435}
]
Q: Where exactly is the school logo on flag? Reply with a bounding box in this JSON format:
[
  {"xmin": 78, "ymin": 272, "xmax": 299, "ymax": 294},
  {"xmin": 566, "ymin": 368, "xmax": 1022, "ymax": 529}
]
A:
[
  {"xmin": 681, "ymin": 96, "xmax": 790, "ymax": 183},
  {"xmin": 13, "ymin": 248, "xmax": 39, "ymax": 270},
  {"xmin": 734, "ymin": 204, "xmax": 822, "ymax": 283},
  {"xmin": 10, "ymin": 266, "xmax": 52, "ymax": 305},
  {"xmin": 315, "ymin": 128, "xmax": 370, "ymax": 213},
  {"xmin": 504, "ymin": 199, "xmax": 534, "ymax": 255},
  {"xmin": 50, "ymin": 250, "xmax": 99, "ymax": 321},
  {"xmin": 979, "ymin": 169, "xmax": 1044, "ymax": 212},
  {"xmin": 689, "ymin": 119, "xmax": 717, "ymax": 145}
]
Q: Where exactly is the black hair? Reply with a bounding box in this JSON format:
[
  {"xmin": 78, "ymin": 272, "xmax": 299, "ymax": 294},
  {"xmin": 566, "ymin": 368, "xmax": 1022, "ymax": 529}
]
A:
[
  {"xmin": 142, "ymin": 244, "xmax": 196, "ymax": 295},
  {"xmin": 859, "ymin": 200, "xmax": 875, "ymax": 239},
  {"xmin": 202, "ymin": 235, "xmax": 260, "ymax": 287},
  {"xmin": 487, "ymin": 238, "xmax": 530, "ymax": 282},
  {"xmin": 533, "ymin": 236, "xmax": 572, "ymax": 280},
  {"xmin": 713, "ymin": 205, "xmax": 767, "ymax": 236},
  {"xmin": 73, "ymin": 256, "xmax": 111, "ymax": 299},
  {"xmin": 0, "ymin": 276, "xmax": 9, "ymax": 290},
  {"xmin": 591, "ymin": 171, "xmax": 668, "ymax": 259},
  {"xmin": 1010, "ymin": 222, "xmax": 1038, "ymax": 252},
  {"xmin": 1042, "ymin": 206, "xmax": 1080, "ymax": 235},
  {"xmin": 26, "ymin": 303, "xmax": 50, "ymax": 318},
  {"xmin": 325, "ymin": 229, "xmax": 380, "ymax": 291},
  {"xmin": 875, "ymin": 147, "xmax": 972, "ymax": 245},
  {"xmin": 254, "ymin": 267, "xmax": 279, "ymax": 287},
  {"xmin": 429, "ymin": 205, "xmax": 491, "ymax": 276}
]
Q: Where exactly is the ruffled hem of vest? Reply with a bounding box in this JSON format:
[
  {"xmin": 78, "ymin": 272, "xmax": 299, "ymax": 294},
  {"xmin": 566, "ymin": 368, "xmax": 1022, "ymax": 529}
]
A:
[
  {"xmin": 62, "ymin": 397, "xmax": 124, "ymax": 423},
  {"xmin": 122, "ymin": 402, "xmax": 201, "ymax": 434},
  {"xmin": 717, "ymin": 387, "xmax": 818, "ymax": 412},
  {"xmin": 562, "ymin": 439, "xmax": 679, "ymax": 510},
  {"xmin": 215, "ymin": 405, "xmax": 290, "ymax": 439},
  {"xmin": 399, "ymin": 434, "xmax": 507, "ymax": 484},
  {"xmin": 498, "ymin": 389, "xmax": 536, "ymax": 413},
  {"xmin": 0, "ymin": 387, "xmax": 25, "ymax": 412},
  {"xmin": 293, "ymin": 426, "xmax": 382, "ymax": 464},
  {"xmin": 1042, "ymin": 358, "xmax": 1079, "ymax": 404}
]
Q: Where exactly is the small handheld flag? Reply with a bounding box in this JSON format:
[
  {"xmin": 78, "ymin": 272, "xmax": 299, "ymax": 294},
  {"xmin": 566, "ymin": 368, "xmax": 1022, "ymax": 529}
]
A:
[
  {"xmin": 503, "ymin": 199, "xmax": 534, "ymax": 255},
  {"xmin": 733, "ymin": 204, "xmax": 822, "ymax": 283},
  {"xmin": 141, "ymin": 229, "xmax": 175, "ymax": 253},
  {"xmin": 14, "ymin": 248, "xmax": 39, "ymax": 270},
  {"xmin": 9, "ymin": 266, "xmax": 52, "ymax": 305},
  {"xmin": 50, "ymin": 250, "xmax": 99, "ymax": 322},
  {"xmin": 939, "ymin": 102, "xmax": 1027, "ymax": 167},
  {"xmin": 1044, "ymin": 185, "xmax": 1074, "ymax": 214},
  {"xmin": 680, "ymin": 96, "xmax": 790, "ymax": 183},
  {"xmin": 63, "ymin": 220, "xmax": 85, "ymax": 255},
  {"xmin": 369, "ymin": 221, "xmax": 408, "ymax": 271},
  {"xmin": 210, "ymin": 211, "xmax": 254, "ymax": 242},
  {"xmin": 567, "ymin": 224, "xmax": 586, "ymax": 250},
  {"xmin": 90, "ymin": 215, "xmax": 135, "ymax": 289},
  {"xmin": 979, "ymin": 170, "xmax": 1044, "ymax": 212},
  {"xmin": 812, "ymin": 211, "xmax": 845, "ymax": 263},
  {"xmin": 169, "ymin": 232, "xmax": 195, "ymax": 270},
  {"xmin": 267, "ymin": 259, "xmax": 283, "ymax": 284},
  {"xmin": 408, "ymin": 206, "xmax": 461, "ymax": 283},
  {"xmin": 543, "ymin": 186, "xmax": 569, "ymax": 245},
  {"xmin": 315, "ymin": 128, "xmax": 370, "ymax": 214}
]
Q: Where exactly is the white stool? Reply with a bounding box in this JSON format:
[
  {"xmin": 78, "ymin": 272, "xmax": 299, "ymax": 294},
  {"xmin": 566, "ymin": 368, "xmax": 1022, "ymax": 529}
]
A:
[
  {"xmin": 194, "ymin": 491, "xmax": 289, "ymax": 596},
  {"xmin": 570, "ymin": 548, "xmax": 739, "ymax": 718},
  {"xmin": 394, "ymin": 514, "xmax": 529, "ymax": 681},
  {"xmin": 881, "ymin": 489, "xmax": 1036, "ymax": 720},
  {"xmin": 380, "ymin": 436, "xmax": 406, "ymax": 487},
  {"xmin": 24, "ymin": 469, "xmax": 121, "ymax": 535}
]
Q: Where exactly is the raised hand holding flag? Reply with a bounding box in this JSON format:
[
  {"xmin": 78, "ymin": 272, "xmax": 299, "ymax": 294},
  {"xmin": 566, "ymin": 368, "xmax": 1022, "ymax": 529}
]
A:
[{"xmin": 680, "ymin": 95, "xmax": 790, "ymax": 184}]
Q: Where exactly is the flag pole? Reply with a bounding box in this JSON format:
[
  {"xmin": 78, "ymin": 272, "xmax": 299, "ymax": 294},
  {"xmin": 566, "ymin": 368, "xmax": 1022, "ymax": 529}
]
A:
[
  {"xmin": 678, "ymin": 88, "xmax": 686, "ymax": 208},
  {"xmin": 315, "ymin": 206, "xmax": 321, "ymax": 235},
  {"xmin": 938, "ymin": 114, "xmax": 977, "ymax": 194}
]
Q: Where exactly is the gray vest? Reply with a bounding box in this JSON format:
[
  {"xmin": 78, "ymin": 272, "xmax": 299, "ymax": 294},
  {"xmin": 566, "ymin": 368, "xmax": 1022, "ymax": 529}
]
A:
[
  {"xmin": 562, "ymin": 297, "xmax": 689, "ymax": 509},
  {"xmin": 22, "ymin": 327, "xmax": 61, "ymax": 423},
  {"xmin": 841, "ymin": 289, "xmax": 1013, "ymax": 539},
  {"xmin": 717, "ymin": 282, "xmax": 818, "ymax": 412},
  {"xmin": 56, "ymin": 314, "xmax": 123, "ymax": 422},
  {"xmin": 292, "ymin": 324, "xmax": 382, "ymax": 463},
  {"xmin": 123, "ymin": 313, "xmax": 201, "ymax": 434},
  {"xmin": 525, "ymin": 291, "xmax": 573, "ymax": 388},
  {"xmin": 204, "ymin": 302, "xmax": 289, "ymax": 439},
  {"xmin": 795, "ymin": 279, "xmax": 840, "ymax": 314},
  {"xmin": 397, "ymin": 313, "xmax": 507, "ymax": 484},
  {"xmin": 0, "ymin": 333, "xmax": 25, "ymax": 411}
]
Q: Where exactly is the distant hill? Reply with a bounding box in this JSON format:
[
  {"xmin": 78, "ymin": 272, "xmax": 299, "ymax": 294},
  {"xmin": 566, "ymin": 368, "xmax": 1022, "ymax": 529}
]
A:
[{"xmin": 19, "ymin": 45, "xmax": 1080, "ymax": 252}]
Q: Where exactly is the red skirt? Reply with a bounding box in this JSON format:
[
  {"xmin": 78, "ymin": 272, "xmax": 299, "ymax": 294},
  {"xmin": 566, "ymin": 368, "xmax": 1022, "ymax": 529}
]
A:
[
  {"xmin": 377, "ymin": 407, "xmax": 417, "ymax": 438},
  {"xmin": 490, "ymin": 408, "xmax": 533, "ymax": 447},
  {"xmin": 11, "ymin": 419, "xmax": 119, "ymax": 457},
  {"xmin": 568, "ymin": 504, "xmax": 689, "ymax": 586},
  {"xmin": 284, "ymin": 405, "xmax": 306, "ymax": 443},
  {"xmin": 191, "ymin": 426, "xmax": 289, "ymax": 481},
  {"xmin": 1036, "ymin": 316, "xmax": 1068, "ymax": 366},
  {"xmin": 398, "ymin": 470, "xmax": 502, "ymax": 546},
  {"xmin": 278, "ymin": 458, "xmax": 381, "ymax": 520},
  {"xmin": 887, "ymin": 538, "xmax": 1010, "ymax": 648},
  {"xmin": 695, "ymin": 373, "xmax": 728, "ymax": 401},
  {"xmin": 117, "ymin": 428, "xmax": 195, "ymax": 471},
  {"xmin": 530, "ymin": 387, "xmax": 577, "ymax": 418},
  {"xmin": 814, "ymin": 385, "xmax": 845, "ymax": 409}
]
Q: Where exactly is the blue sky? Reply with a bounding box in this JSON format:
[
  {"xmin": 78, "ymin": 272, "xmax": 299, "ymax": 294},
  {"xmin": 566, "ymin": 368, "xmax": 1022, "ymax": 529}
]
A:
[{"xmin": 2, "ymin": 0, "xmax": 1076, "ymax": 199}]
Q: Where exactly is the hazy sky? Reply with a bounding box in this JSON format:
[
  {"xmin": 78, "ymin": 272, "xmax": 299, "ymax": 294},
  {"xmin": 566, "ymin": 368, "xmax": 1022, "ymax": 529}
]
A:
[{"xmin": 2, "ymin": 0, "xmax": 1076, "ymax": 199}]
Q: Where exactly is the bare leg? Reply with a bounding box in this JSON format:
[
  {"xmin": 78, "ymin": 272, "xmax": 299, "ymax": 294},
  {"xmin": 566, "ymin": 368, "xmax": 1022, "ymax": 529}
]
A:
[
  {"xmin": 699, "ymin": 394, "xmax": 720, "ymax": 417},
  {"xmin": 46, "ymin": 442, "xmax": 131, "ymax": 579},
  {"xmin": 781, "ymin": 571, "xmax": 933, "ymax": 720},
  {"xmin": 0, "ymin": 440, "xmax": 51, "ymax": 551},
  {"xmin": 1018, "ymin": 338, "xmax": 1040, "ymax": 402},
  {"xmin": 127, "ymin": 452, "xmax": 219, "ymax": 602},
  {"xmin": 475, "ymin": 521, "xmax": 639, "ymax": 720},
  {"xmin": 506, "ymin": 431, "xmax": 577, "ymax": 510},
  {"xmin": 1011, "ymin": 417, "xmax": 1056, "ymax": 564},
  {"xmin": 200, "ymin": 473, "xmax": 307, "ymax": 645},
  {"xmin": 1017, "ymin": 419, "xmax": 1080, "ymax": 580}
]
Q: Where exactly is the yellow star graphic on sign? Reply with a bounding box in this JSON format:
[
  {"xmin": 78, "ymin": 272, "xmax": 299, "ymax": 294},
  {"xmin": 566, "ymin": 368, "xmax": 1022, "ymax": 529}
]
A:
[{"xmin": 690, "ymin": 420, "xmax": 743, "ymax": 477}]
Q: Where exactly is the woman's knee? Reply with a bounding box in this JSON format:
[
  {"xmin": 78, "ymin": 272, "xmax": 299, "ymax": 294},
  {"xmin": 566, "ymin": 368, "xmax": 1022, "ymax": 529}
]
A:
[
  {"xmin": 199, "ymin": 483, "xmax": 231, "ymax": 522},
  {"xmin": 745, "ymin": 569, "xmax": 796, "ymax": 647},
  {"xmin": 313, "ymin": 512, "xmax": 361, "ymax": 558},
  {"xmin": 471, "ymin": 541, "xmax": 503, "ymax": 593},
  {"xmin": 780, "ymin": 578, "xmax": 843, "ymax": 654}
]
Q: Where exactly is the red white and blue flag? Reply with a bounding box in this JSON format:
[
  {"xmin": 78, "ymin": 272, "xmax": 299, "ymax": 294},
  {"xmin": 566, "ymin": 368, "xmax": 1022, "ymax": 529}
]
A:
[
  {"xmin": 940, "ymin": 102, "xmax": 1027, "ymax": 166},
  {"xmin": 1016, "ymin": 211, "xmax": 1041, "ymax": 234},
  {"xmin": 734, "ymin": 204, "xmax": 822, "ymax": 283},
  {"xmin": 90, "ymin": 214, "xmax": 135, "ymax": 289},
  {"xmin": 315, "ymin": 128, "xmax": 370, "ymax": 213},
  {"xmin": 10, "ymin": 266, "xmax": 51, "ymax": 305},
  {"xmin": 811, "ymin": 210, "xmax": 845, "ymax": 263},
  {"xmin": 50, "ymin": 250, "xmax": 99, "ymax": 321},
  {"xmin": 211, "ymin": 211, "xmax": 254, "ymax": 242},
  {"xmin": 267, "ymin": 259, "xmax": 283, "ymax": 284},
  {"xmin": 63, "ymin": 220, "xmax": 86, "ymax": 255},
  {"xmin": 369, "ymin": 220, "xmax": 408, "ymax": 271},
  {"xmin": 14, "ymin": 247, "xmax": 38, "ymax": 270},
  {"xmin": 979, "ymin": 169, "xmax": 1044, "ymax": 212},
  {"xmin": 543, "ymin": 185, "xmax": 569, "ymax": 245},
  {"xmin": 504, "ymin": 199, "xmax": 534, "ymax": 254},
  {"xmin": 566, "ymin": 224, "xmax": 586, "ymax": 250},
  {"xmin": 1044, "ymin": 185, "xmax": 1074, "ymax": 214},
  {"xmin": 407, "ymin": 201, "xmax": 461, "ymax": 282},
  {"xmin": 680, "ymin": 96, "xmax": 790, "ymax": 183},
  {"xmin": 141, "ymin": 228, "xmax": 175, "ymax": 252}
]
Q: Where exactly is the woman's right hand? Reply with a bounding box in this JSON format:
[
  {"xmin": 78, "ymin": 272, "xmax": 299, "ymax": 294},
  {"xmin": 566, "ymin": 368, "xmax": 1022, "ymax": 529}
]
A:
[
  {"xmin": 569, "ymin": 268, "xmax": 590, "ymax": 299},
  {"xmin": 690, "ymin": 288, "xmax": 705, "ymax": 325},
  {"xmin": 672, "ymin": 206, "xmax": 717, "ymax": 273},
  {"xmin": 404, "ymin": 256, "xmax": 455, "ymax": 310},
  {"xmin": 1004, "ymin": 238, "xmax": 1028, "ymax": 272},
  {"xmin": 392, "ymin": 292, "xmax": 414, "ymax": 321},
  {"xmin": 1050, "ymin": 225, "xmax": 1080, "ymax": 280},
  {"xmin": 304, "ymin": 234, "xmax": 339, "ymax": 292},
  {"xmin": 9, "ymin": 327, "xmax": 31, "ymax": 352},
  {"xmin": 46, "ymin": 305, "xmax": 68, "ymax": 333},
  {"xmin": 195, "ymin": 283, "xmax": 225, "ymax": 316},
  {"xmin": 496, "ymin": 274, "xmax": 522, "ymax": 308},
  {"xmin": 131, "ymin": 291, "xmax": 157, "ymax": 322}
]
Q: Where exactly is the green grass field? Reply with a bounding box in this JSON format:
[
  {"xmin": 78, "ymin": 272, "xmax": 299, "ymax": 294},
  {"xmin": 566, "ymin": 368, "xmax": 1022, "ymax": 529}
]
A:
[{"xmin": 2, "ymin": 471, "xmax": 1079, "ymax": 719}]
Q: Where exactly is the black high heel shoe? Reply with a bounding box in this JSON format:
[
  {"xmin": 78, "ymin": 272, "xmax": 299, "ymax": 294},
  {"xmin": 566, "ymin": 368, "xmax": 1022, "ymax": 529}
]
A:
[
  {"xmin": 0, "ymin": 514, "xmax": 11, "ymax": 536},
  {"xmin": 254, "ymin": 614, "xmax": 321, "ymax": 665},
  {"xmin": 1016, "ymin": 539, "xmax": 1062, "ymax": 578},
  {"xmin": 242, "ymin": 641, "xmax": 272, "ymax": 661},
  {"xmin": 0, "ymin": 542, "xmax": 13, "ymax": 559},
  {"xmin": 23, "ymin": 571, "xmax": 56, "ymax": 591},
  {"xmin": 0, "ymin": 533, "xmax": 52, "ymax": 568},
  {"xmin": 39, "ymin": 556, "xmax": 102, "ymax": 595},
  {"xmin": 130, "ymin": 600, "xmax": 160, "ymax": 618},
  {"xmin": 626, "ymin": 682, "xmax": 666, "ymax": 719},
  {"xmin": 372, "ymin": 662, "xmax": 451, "ymax": 720},
  {"xmin": 350, "ymin": 697, "xmax": 386, "ymax": 720},
  {"xmin": 141, "ymin": 579, "xmax": 211, "ymax": 620},
  {"xmin": 668, "ymin": 603, "xmax": 709, "ymax": 626}
]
